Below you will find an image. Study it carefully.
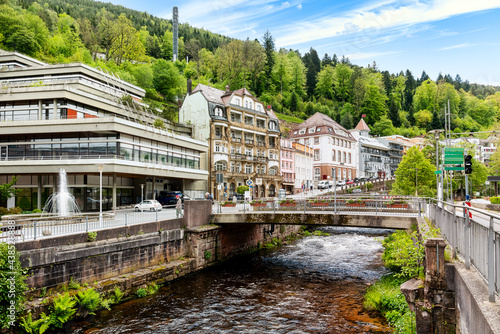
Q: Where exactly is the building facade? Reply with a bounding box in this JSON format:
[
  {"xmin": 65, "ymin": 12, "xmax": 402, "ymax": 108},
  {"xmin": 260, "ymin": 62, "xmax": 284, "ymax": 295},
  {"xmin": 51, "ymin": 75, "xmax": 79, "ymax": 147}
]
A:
[
  {"xmin": 377, "ymin": 138, "xmax": 404, "ymax": 176},
  {"xmin": 180, "ymin": 83, "xmax": 282, "ymax": 200},
  {"xmin": 292, "ymin": 142, "xmax": 314, "ymax": 193},
  {"xmin": 350, "ymin": 119, "xmax": 390, "ymax": 178},
  {"xmin": 0, "ymin": 51, "xmax": 208, "ymax": 211},
  {"xmin": 288, "ymin": 112, "xmax": 356, "ymax": 185},
  {"xmin": 280, "ymin": 138, "xmax": 294, "ymax": 193}
]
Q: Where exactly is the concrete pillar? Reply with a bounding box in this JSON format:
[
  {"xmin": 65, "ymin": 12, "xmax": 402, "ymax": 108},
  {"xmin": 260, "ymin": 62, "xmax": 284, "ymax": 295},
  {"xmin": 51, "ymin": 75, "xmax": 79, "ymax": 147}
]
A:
[
  {"xmin": 184, "ymin": 200, "xmax": 211, "ymax": 228},
  {"xmin": 37, "ymin": 175, "xmax": 42, "ymax": 210},
  {"xmin": 425, "ymin": 238, "xmax": 448, "ymax": 288},
  {"xmin": 112, "ymin": 173, "xmax": 117, "ymax": 211},
  {"xmin": 53, "ymin": 99, "xmax": 57, "ymax": 119},
  {"xmin": 153, "ymin": 176, "xmax": 156, "ymax": 200},
  {"xmin": 38, "ymin": 100, "xmax": 42, "ymax": 120}
]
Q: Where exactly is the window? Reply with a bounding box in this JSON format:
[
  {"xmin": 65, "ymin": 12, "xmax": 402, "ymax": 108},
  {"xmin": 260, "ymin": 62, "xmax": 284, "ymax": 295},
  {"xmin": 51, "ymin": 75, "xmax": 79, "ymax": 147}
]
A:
[
  {"xmin": 314, "ymin": 149, "xmax": 320, "ymax": 160},
  {"xmin": 335, "ymin": 138, "xmax": 339, "ymax": 146},
  {"xmin": 215, "ymin": 161, "xmax": 226, "ymax": 171},
  {"xmin": 348, "ymin": 153, "xmax": 351, "ymax": 164},
  {"xmin": 256, "ymin": 165, "xmax": 260, "ymax": 174},
  {"xmin": 245, "ymin": 101, "xmax": 249, "ymax": 108},
  {"xmin": 337, "ymin": 152, "xmax": 341, "ymax": 162},
  {"xmin": 245, "ymin": 164, "xmax": 252, "ymax": 173},
  {"xmin": 343, "ymin": 152, "xmax": 346, "ymax": 163},
  {"xmin": 299, "ymin": 129, "xmax": 306, "ymax": 134},
  {"xmin": 262, "ymin": 165, "xmax": 266, "ymax": 174},
  {"xmin": 215, "ymin": 127, "xmax": 222, "ymax": 138},
  {"xmin": 348, "ymin": 170, "xmax": 352, "ymax": 179},
  {"xmin": 314, "ymin": 168, "xmax": 321, "ymax": 181},
  {"xmin": 231, "ymin": 162, "xmax": 235, "ymax": 172},
  {"xmin": 309, "ymin": 128, "xmax": 315, "ymax": 133},
  {"xmin": 214, "ymin": 107, "xmax": 223, "ymax": 117},
  {"xmin": 316, "ymin": 127, "xmax": 321, "ymax": 132},
  {"xmin": 332, "ymin": 150, "xmax": 336, "ymax": 161},
  {"xmin": 215, "ymin": 143, "xmax": 221, "ymax": 152},
  {"xmin": 231, "ymin": 146, "xmax": 235, "ymax": 154},
  {"xmin": 331, "ymin": 168, "xmax": 336, "ymax": 179},
  {"xmin": 269, "ymin": 121, "xmax": 276, "ymax": 130},
  {"xmin": 314, "ymin": 137, "xmax": 319, "ymax": 144},
  {"xmin": 305, "ymin": 139, "xmax": 309, "ymax": 145}
]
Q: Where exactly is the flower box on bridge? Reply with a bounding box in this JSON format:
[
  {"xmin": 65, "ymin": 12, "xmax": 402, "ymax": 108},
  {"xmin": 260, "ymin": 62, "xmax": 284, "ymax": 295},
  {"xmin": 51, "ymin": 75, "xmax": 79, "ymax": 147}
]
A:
[
  {"xmin": 386, "ymin": 203, "xmax": 408, "ymax": 209},
  {"xmin": 221, "ymin": 203, "xmax": 236, "ymax": 207},
  {"xmin": 250, "ymin": 202, "xmax": 266, "ymax": 207},
  {"xmin": 310, "ymin": 202, "xmax": 329, "ymax": 207},
  {"xmin": 346, "ymin": 202, "xmax": 366, "ymax": 207},
  {"xmin": 280, "ymin": 201, "xmax": 297, "ymax": 207}
]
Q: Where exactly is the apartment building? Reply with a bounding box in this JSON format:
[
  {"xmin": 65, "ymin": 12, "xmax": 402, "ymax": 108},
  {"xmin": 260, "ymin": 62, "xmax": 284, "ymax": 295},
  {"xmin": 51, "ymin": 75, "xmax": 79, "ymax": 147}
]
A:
[
  {"xmin": 288, "ymin": 112, "xmax": 357, "ymax": 185},
  {"xmin": 350, "ymin": 118, "xmax": 391, "ymax": 178},
  {"xmin": 280, "ymin": 138, "xmax": 294, "ymax": 194},
  {"xmin": 0, "ymin": 50, "xmax": 208, "ymax": 211},
  {"xmin": 292, "ymin": 142, "xmax": 314, "ymax": 193},
  {"xmin": 179, "ymin": 83, "xmax": 282, "ymax": 200}
]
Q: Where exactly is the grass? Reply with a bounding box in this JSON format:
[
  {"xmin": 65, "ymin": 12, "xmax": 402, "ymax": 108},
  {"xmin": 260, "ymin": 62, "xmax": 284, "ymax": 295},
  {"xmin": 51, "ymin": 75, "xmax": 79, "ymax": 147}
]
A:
[{"xmin": 275, "ymin": 112, "xmax": 305, "ymax": 123}]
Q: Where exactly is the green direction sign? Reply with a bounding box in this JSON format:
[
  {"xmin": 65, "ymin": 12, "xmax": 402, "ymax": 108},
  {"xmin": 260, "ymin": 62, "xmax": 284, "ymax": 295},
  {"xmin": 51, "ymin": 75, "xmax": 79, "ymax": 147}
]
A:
[
  {"xmin": 444, "ymin": 148, "xmax": 464, "ymax": 165},
  {"xmin": 435, "ymin": 170, "xmax": 442, "ymax": 174},
  {"xmin": 444, "ymin": 166, "xmax": 464, "ymax": 171}
]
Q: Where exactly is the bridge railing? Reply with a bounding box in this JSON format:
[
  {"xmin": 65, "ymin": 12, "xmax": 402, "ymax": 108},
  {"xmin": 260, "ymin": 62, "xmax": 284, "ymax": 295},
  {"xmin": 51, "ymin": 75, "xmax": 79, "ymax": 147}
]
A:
[
  {"xmin": 425, "ymin": 198, "xmax": 499, "ymax": 302},
  {"xmin": 214, "ymin": 196, "xmax": 425, "ymax": 217}
]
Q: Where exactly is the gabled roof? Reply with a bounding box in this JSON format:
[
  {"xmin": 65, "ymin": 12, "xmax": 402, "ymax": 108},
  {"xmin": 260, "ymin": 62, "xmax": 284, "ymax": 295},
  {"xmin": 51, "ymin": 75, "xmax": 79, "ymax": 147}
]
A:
[
  {"xmin": 355, "ymin": 118, "xmax": 370, "ymax": 131},
  {"xmin": 290, "ymin": 112, "xmax": 355, "ymax": 140},
  {"xmin": 191, "ymin": 83, "xmax": 226, "ymax": 104},
  {"xmin": 266, "ymin": 108, "xmax": 278, "ymax": 120}
]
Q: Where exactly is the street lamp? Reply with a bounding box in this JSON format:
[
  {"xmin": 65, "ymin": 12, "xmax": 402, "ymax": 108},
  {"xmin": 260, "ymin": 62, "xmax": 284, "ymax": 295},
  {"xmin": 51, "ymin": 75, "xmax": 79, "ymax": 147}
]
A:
[
  {"xmin": 97, "ymin": 164, "xmax": 104, "ymax": 228},
  {"xmin": 429, "ymin": 129, "xmax": 444, "ymax": 202}
]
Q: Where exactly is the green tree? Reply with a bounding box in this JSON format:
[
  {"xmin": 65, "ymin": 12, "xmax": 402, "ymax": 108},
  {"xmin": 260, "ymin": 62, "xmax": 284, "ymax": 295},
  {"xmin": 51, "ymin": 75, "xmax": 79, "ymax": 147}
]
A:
[
  {"xmin": 0, "ymin": 176, "xmax": 18, "ymax": 202},
  {"xmin": 152, "ymin": 59, "xmax": 184, "ymax": 101},
  {"xmin": 261, "ymin": 30, "xmax": 275, "ymax": 91},
  {"xmin": 392, "ymin": 146, "xmax": 436, "ymax": 197},
  {"xmin": 470, "ymin": 158, "xmax": 488, "ymax": 191},
  {"xmin": 333, "ymin": 63, "xmax": 353, "ymax": 105},
  {"xmin": 489, "ymin": 145, "xmax": 500, "ymax": 176},
  {"xmin": 315, "ymin": 65, "xmax": 335, "ymax": 99}
]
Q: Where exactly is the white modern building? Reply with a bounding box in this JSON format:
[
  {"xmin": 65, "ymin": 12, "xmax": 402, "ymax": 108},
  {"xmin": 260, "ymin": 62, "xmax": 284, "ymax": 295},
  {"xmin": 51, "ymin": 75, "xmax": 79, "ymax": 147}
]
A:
[
  {"xmin": 292, "ymin": 141, "xmax": 314, "ymax": 193},
  {"xmin": 350, "ymin": 119, "xmax": 391, "ymax": 178},
  {"xmin": 280, "ymin": 138, "xmax": 295, "ymax": 194},
  {"xmin": 0, "ymin": 50, "xmax": 208, "ymax": 211},
  {"xmin": 288, "ymin": 112, "xmax": 357, "ymax": 185}
]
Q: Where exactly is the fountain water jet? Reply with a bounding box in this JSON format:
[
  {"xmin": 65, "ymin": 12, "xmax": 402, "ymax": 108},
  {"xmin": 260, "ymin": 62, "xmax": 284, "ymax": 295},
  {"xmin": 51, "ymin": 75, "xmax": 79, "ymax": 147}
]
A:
[{"xmin": 43, "ymin": 169, "xmax": 81, "ymax": 216}]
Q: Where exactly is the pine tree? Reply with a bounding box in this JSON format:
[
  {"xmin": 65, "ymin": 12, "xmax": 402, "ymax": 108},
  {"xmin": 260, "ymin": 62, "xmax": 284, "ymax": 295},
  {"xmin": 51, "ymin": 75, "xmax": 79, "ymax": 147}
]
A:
[{"xmin": 261, "ymin": 30, "xmax": 275, "ymax": 92}]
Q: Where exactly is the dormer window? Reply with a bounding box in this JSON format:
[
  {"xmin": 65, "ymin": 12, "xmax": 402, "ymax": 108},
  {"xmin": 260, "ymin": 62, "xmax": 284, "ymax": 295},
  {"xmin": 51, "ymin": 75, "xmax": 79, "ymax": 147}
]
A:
[
  {"xmin": 269, "ymin": 121, "xmax": 276, "ymax": 130},
  {"xmin": 309, "ymin": 128, "xmax": 315, "ymax": 133},
  {"xmin": 245, "ymin": 101, "xmax": 249, "ymax": 108},
  {"xmin": 214, "ymin": 107, "xmax": 223, "ymax": 117},
  {"xmin": 299, "ymin": 129, "xmax": 306, "ymax": 134},
  {"xmin": 316, "ymin": 127, "xmax": 321, "ymax": 132}
]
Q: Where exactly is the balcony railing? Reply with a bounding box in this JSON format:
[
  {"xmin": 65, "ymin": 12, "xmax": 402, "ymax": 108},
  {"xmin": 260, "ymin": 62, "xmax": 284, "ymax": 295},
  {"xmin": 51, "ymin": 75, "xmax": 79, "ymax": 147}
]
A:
[
  {"xmin": 257, "ymin": 141, "xmax": 266, "ymax": 146},
  {"xmin": 245, "ymin": 139, "xmax": 254, "ymax": 145},
  {"xmin": 232, "ymin": 137, "xmax": 242, "ymax": 143}
]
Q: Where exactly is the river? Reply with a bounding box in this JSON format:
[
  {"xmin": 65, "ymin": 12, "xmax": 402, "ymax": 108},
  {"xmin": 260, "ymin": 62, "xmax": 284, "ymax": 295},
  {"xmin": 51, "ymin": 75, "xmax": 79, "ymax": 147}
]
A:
[{"xmin": 79, "ymin": 226, "xmax": 393, "ymax": 333}]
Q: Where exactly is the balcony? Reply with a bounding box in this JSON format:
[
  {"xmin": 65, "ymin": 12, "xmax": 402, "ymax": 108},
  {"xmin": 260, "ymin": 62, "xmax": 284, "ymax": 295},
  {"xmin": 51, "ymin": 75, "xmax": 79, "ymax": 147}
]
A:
[
  {"xmin": 365, "ymin": 157, "xmax": 382, "ymax": 163},
  {"xmin": 257, "ymin": 141, "xmax": 266, "ymax": 147},
  {"xmin": 269, "ymin": 143, "xmax": 276, "ymax": 148},
  {"xmin": 231, "ymin": 137, "xmax": 242, "ymax": 143},
  {"xmin": 245, "ymin": 139, "xmax": 254, "ymax": 145},
  {"xmin": 231, "ymin": 153, "xmax": 246, "ymax": 161},
  {"xmin": 389, "ymin": 151, "xmax": 403, "ymax": 157}
]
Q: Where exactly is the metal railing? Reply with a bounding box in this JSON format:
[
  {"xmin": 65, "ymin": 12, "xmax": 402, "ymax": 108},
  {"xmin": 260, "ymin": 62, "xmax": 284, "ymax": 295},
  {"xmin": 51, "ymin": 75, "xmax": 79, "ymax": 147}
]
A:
[
  {"xmin": 1, "ymin": 205, "xmax": 181, "ymax": 242},
  {"xmin": 214, "ymin": 196, "xmax": 422, "ymax": 217},
  {"xmin": 425, "ymin": 199, "xmax": 499, "ymax": 302}
]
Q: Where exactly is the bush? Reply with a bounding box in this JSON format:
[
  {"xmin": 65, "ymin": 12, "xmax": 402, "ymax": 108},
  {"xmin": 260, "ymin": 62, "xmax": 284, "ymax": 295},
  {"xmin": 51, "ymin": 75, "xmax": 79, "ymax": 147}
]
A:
[
  {"xmin": 382, "ymin": 230, "xmax": 424, "ymax": 279},
  {"xmin": 236, "ymin": 185, "xmax": 249, "ymax": 194},
  {"xmin": 490, "ymin": 197, "xmax": 500, "ymax": 204},
  {"xmin": 75, "ymin": 288, "xmax": 102, "ymax": 316},
  {"xmin": 0, "ymin": 242, "xmax": 27, "ymax": 329}
]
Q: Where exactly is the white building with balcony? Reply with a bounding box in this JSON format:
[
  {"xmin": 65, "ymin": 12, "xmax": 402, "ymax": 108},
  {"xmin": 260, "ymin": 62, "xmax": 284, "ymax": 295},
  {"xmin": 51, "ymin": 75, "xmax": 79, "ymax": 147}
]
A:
[
  {"xmin": 0, "ymin": 50, "xmax": 208, "ymax": 211},
  {"xmin": 288, "ymin": 112, "xmax": 357, "ymax": 185}
]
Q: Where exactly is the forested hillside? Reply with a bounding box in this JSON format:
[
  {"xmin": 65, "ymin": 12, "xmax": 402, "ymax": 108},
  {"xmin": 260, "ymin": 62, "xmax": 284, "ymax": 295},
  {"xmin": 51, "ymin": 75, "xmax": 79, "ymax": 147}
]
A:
[{"xmin": 1, "ymin": 0, "xmax": 500, "ymax": 137}]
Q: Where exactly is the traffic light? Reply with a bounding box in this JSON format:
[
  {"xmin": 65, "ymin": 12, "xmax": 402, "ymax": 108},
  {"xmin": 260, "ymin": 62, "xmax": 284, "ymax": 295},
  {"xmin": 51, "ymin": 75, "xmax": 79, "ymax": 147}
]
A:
[{"xmin": 464, "ymin": 155, "xmax": 473, "ymax": 174}]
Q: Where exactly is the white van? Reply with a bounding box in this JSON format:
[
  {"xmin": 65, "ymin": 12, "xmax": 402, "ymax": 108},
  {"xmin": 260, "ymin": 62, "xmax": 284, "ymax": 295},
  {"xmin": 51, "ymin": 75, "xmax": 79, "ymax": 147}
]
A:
[{"xmin": 277, "ymin": 189, "xmax": 286, "ymax": 200}]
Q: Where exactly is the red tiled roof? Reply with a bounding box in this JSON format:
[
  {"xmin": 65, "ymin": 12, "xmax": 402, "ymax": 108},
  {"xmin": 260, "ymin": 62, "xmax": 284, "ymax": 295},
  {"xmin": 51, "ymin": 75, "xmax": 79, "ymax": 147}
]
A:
[{"xmin": 355, "ymin": 118, "xmax": 371, "ymax": 131}]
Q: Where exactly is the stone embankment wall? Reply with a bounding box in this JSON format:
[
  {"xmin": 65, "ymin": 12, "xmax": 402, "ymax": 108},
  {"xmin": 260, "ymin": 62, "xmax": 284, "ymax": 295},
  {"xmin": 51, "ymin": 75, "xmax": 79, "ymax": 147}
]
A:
[{"xmin": 17, "ymin": 200, "xmax": 301, "ymax": 295}]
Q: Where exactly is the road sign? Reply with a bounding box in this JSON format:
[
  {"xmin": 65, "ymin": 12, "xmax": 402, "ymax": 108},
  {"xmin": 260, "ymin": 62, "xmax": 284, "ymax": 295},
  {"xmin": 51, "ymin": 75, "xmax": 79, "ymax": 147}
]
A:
[
  {"xmin": 444, "ymin": 166, "xmax": 464, "ymax": 171},
  {"xmin": 435, "ymin": 170, "xmax": 442, "ymax": 174},
  {"xmin": 255, "ymin": 178, "xmax": 262, "ymax": 185},
  {"xmin": 246, "ymin": 179, "xmax": 253, "ymax": 187},
  {"xmin": 444, "ymin": 148, "xmax": 464, "ymax": 165}
]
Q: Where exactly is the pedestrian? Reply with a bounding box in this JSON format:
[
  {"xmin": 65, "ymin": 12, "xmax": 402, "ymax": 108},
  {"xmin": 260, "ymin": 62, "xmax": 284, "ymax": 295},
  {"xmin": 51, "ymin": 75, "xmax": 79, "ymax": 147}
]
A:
[
  {"xmin": 232, "ymin": 194, "xmax": 237, "ymax": 204},
  {"xmin": 175, "ymin": 195, "xmax": 182, "ymax": 218}
]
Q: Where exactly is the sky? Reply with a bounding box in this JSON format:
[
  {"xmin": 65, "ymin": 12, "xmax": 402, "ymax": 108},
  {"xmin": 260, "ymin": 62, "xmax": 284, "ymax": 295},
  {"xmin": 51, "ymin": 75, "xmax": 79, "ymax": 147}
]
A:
[{"xmin": 108, "ymin": 0, "xmax": 500, "ymax": 86}]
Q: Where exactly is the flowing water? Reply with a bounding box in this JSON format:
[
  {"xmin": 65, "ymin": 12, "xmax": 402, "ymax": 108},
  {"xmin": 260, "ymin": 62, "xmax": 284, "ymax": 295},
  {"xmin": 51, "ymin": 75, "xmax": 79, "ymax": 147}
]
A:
[
  {"xmin": 43, "ymin": 168, "xmax": 80, "ymax": 216},
  {"xmin": 79, "ymin": 227, "xmax": 393, "ymax": 334}
]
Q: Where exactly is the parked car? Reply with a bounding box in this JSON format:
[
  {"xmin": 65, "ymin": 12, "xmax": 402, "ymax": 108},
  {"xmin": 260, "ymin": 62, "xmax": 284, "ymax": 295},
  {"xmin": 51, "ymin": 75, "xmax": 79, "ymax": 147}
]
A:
[
  {"xmin": 157, "ymin": 191, "xmax": 190, "ymax": 206},
  {"xmin": 359, "ymin": 177, "xmax": 368, "ymax": 182},
  {"xmin": 336, "ymin": 180, "xmax": 346, "ymax": 186},
  {"xmin": 346, "ymin": 180, "xmax": 354, "ymax": 185},
  {"xmin": 352, "ymin": 188, "xmax": 362, "ymax": 193},
  {"xmin": 353, "ymin": 177, "xmax": 360, "ymax": 183},
  {"xmin": 134, "ymin": 200, "xmax": 162, "ymax": 211},
  {"xmin": 318, "ymin": 180, "xmax": 333, "ymax": 189}
]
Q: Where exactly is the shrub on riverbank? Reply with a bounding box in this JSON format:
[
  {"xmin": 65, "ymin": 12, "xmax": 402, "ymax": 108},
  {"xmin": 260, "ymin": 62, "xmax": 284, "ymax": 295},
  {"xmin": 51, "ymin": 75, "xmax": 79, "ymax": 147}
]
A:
[{"xmin": 364, "ymin": 274, "xmax": 415, "ymax": 333}]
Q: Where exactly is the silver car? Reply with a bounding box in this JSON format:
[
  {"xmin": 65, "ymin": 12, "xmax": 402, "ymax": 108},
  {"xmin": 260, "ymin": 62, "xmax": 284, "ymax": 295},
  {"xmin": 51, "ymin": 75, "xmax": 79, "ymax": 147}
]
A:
[{"xmin": 134, "ymin": 200, "xmax": 162, "ymax": 211}]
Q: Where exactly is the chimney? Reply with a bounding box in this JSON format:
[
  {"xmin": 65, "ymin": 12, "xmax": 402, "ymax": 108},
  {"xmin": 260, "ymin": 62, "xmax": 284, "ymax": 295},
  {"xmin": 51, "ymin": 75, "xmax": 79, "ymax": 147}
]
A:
[
  {"xmin": 225, "ymin": 84, "xmax": 230, "ymax": 93},
  {"xmin": 187, "ymin": 79, "xmax": 192, "ymax": 95}
]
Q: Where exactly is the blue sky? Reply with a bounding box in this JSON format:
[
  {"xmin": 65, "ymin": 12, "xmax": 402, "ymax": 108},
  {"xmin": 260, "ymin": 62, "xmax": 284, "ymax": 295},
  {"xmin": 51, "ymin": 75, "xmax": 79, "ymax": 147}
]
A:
[{"xmin": 109, "ymin": 0, "xmax": 500, "ymax": 86}]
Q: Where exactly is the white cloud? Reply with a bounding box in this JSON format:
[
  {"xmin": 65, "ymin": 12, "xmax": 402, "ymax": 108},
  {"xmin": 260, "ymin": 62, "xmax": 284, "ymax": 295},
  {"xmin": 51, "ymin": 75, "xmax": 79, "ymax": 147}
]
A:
[
  {"xmin": 296, "ymin": 4, "xmax": 302, "ymax": 10},
  {"xmin": 439, "ymin": 43, "xmax": 473, "ymax": 51},
  {"xmin": 275, "ymin": 0, "xmax": 500, "ymax": 47},
  {"xmin": 346, "ymin": 51, "xmax": 401, "ymax": 60},
  {"xmin": 281, "ymin": 2, "xmax": 291, "ymax": 8}
]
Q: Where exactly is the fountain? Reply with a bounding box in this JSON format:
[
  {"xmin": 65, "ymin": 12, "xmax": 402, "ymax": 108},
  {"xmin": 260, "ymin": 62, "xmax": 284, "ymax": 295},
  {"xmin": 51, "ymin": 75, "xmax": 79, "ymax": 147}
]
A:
[{"xmin": 43, "ymin": 169, "xmax": 81, "ymax": 216}]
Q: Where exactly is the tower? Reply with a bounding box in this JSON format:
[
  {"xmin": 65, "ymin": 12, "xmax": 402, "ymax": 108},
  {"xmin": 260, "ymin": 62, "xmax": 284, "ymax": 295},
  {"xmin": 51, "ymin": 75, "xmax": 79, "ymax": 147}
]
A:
[{"xmin": 172, "ymin": 7, "xmax": 178, "ymax": 62}]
